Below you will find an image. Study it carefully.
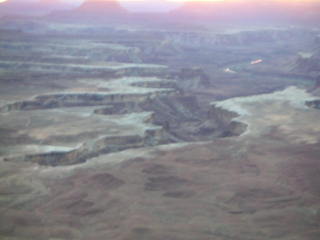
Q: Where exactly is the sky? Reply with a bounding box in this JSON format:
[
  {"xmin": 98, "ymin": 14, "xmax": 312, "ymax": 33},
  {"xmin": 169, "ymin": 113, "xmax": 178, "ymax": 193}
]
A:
[
  {"xmin": 1, "ymin": 0, "xmax": 319, "ymax": 4},
  {"xmin": 0, "ymin": 0, "xmax": 319, "ymax": 12},
  {"xmin": 2, "ymin": 0, "xmax": 319, "ymax": 3}
]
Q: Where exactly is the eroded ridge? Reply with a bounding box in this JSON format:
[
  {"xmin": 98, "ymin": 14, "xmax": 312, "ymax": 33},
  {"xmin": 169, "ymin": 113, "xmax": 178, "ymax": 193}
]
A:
[{"xmin": 1, "ymin": 73, "xmax": 246, "ymax": 166}]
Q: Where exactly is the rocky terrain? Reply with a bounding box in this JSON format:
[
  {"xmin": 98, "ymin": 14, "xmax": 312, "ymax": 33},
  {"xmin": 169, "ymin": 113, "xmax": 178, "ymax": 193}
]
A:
[{"xmin": 0, "ymin": 13, "xmax": 320, "ymax": 240}]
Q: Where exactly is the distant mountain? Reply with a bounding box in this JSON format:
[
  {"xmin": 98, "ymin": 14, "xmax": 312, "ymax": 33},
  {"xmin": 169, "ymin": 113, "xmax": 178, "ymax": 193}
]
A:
[
  {"xmin": 46, "ymin": 0, "xmax": 129, "ymax": 21},
  {"xmin": 170, "ymin": 0, "xmax": 320, "ymax": 24},
  {"xmin": 0, "ymin": 0, "xmax": 73, "ymax": 16},
  {"xmin": 75, "ymin": 0, "xmax": 127, "ymax": 15}
]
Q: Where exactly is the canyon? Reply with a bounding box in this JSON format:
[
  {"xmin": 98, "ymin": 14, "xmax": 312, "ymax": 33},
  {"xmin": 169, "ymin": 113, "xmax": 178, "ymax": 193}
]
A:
[{"xmin": 0, "ymin": 2, "xmax": 320, "ymax": 240}]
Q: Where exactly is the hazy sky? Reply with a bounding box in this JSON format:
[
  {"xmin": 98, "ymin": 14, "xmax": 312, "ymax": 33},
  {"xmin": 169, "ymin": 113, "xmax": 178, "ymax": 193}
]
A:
[
  {"xmin": 1, "ymin": 0, "xmax": 319, "ymax": 12},
  {"xmin": 2, "ymin": 0, "xmax": 319, "ymax": 5},
  {"xmin": 0, "ymin": 0, "xmax": 183, "ymax": 11}
]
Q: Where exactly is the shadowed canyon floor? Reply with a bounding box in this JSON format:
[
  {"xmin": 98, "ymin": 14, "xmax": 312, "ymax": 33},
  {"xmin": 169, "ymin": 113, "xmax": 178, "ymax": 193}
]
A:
[{"xmin": 0, "ymin": 18, "xmax": 320, "ymax": 240}]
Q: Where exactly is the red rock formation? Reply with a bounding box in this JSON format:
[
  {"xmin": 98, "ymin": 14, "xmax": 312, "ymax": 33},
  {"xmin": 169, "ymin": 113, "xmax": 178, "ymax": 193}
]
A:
[{"xmin": 76, "ymin": 0, "xmax": 126, "ymax": 14}]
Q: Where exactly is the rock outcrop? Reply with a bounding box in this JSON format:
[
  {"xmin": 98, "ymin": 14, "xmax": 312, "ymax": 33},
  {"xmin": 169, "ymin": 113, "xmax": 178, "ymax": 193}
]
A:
[
  {"xmin": 306, "ymin": 99, "xmax": 320, "ymax": 110},
  {"xmin": 170, "ymin": 68, "xmax": 210, "ymax": 90},
  {"xmin": 95, "ymin": 94, "xmax": 247, "ymax": 143},
  {"xmin": 74, "ymin": 0, "xmax": 126, "ymax": 16}
]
